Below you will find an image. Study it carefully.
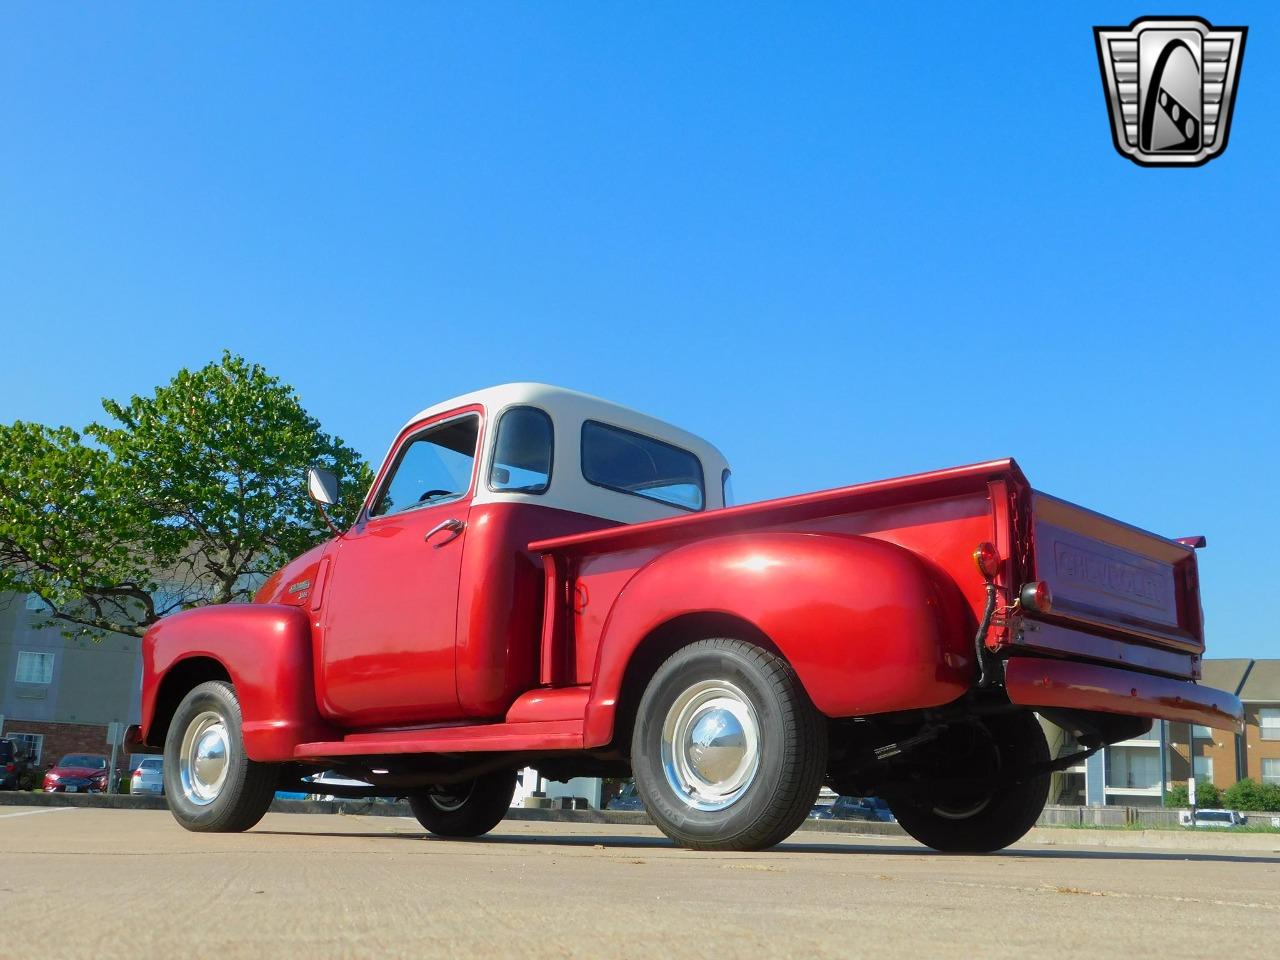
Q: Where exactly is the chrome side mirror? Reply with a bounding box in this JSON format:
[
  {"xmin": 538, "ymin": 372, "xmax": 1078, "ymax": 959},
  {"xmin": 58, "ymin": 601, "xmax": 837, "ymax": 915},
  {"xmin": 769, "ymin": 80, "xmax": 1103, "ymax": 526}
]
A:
[{"xmin": 307, "ymin": 467, "xmax": 339, "ymax": 506}]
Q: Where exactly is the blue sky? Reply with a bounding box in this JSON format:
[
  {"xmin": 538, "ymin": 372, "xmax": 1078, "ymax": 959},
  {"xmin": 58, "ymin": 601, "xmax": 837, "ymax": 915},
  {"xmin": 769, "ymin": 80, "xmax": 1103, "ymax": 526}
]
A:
[{"xmin": 1, "ymin": 4, "xmax": 1276, "ymax": 659}]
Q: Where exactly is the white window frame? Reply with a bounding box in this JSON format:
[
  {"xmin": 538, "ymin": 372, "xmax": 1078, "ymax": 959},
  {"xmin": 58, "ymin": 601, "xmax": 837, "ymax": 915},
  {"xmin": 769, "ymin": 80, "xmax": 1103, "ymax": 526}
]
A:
[
  {"xmin": 1261, "ymin": 758, "xmax": 1280, "ymax": 787},
  {"xmin": 1192, "ymin": 755, "xmax": 1213, "ymax": 782},
  {"xmin": 14, "ymin": 651, "xmax": 55, "ymax": 685},
  {"xmin": 1260, "ymin": 708, "xmax": 1280, "ymax": 742},
  {"xmin": 7, "ymin": 732, "xmax": 43, "ymax": 765}
]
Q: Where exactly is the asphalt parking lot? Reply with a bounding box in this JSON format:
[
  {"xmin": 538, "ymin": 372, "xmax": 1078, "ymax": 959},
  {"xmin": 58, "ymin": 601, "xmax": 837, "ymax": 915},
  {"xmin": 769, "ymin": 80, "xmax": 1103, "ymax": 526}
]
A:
[{"xmin": 5, "ymin": 806, "xmax": 1280, "ymax": 960}]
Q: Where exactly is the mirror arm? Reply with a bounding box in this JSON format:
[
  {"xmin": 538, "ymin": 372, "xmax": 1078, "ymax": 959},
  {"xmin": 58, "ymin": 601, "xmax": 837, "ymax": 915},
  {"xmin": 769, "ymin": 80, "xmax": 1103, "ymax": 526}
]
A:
[{"xmin": 315, "ymin": 502, "xmax": 343, "ymax": 537}]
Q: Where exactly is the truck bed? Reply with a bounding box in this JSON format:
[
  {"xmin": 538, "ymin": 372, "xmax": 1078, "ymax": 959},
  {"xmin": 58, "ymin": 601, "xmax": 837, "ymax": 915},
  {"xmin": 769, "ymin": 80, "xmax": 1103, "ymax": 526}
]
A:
[{"xmin": 534, "ymin": 457, "xmax": 1207, "ymax": 687}]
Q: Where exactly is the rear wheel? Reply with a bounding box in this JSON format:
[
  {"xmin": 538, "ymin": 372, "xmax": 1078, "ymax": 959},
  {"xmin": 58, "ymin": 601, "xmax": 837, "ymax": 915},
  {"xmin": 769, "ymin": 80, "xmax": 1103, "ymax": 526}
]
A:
[
  {"xmin": 408, "ymin": 769, "xmax": 518, "ymax": 838},
  {"xmin": 163, "ymin": 680, "xmax": 277, "ymax": 833},
  {"xmin": 887, "ymin": 711, "xmax": 1049, "ymax": 853},
  {"xmin": 630, "ymin": 638, "xmax": 826, "ymax": 851}
]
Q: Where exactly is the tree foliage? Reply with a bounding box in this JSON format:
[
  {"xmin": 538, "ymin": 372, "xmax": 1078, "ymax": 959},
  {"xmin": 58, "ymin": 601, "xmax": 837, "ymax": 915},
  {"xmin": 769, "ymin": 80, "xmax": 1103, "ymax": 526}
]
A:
[{"xmin": 0, "ymin": 352, "xmax": 370, "ymax": 638}]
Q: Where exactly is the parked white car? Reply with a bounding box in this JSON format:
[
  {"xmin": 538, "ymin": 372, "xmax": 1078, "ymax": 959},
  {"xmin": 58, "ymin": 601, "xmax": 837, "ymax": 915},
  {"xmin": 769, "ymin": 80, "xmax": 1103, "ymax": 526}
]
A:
[
  {"xmin": 130, "ymin": 757, "xmax": 164, "ymax": 796},
  {"xmin": 1179, "ymin": 808, "xmax": 1247, "ymax": 828}
]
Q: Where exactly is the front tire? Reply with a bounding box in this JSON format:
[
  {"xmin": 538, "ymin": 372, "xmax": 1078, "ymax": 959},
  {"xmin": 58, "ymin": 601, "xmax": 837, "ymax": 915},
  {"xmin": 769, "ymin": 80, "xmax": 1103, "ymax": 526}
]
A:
[
  {"xmin": 163, "ymin": 680, "xmax": 277, "ymax": 833},
  {"xmin": 408, "ymin": 769, "xmax": 518, "ymax": 838},
  {"xmin": 887, "ymin": 711, "xmax": 1050, "ymax": 853},
  {"xmin": 631, "ymin": 638, "xmax": 827, "ymax": 851}
]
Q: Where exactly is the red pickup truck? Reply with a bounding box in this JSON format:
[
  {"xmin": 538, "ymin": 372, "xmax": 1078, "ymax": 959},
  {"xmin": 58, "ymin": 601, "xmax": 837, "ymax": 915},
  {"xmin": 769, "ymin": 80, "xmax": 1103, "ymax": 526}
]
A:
[{"xmin": 139, "ymin": 383, "xmax": 1242, "ymax": 852}]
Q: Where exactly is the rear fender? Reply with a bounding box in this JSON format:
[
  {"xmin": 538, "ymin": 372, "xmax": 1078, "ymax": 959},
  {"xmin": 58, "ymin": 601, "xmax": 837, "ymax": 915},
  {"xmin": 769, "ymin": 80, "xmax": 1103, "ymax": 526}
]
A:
[
  {"xmin": 583, "ymin": 532, "xmax": 974, "ymax": 747},
  {"xmin": 142, "ymin": 604, "xmax": 336, "ymax": 762}
]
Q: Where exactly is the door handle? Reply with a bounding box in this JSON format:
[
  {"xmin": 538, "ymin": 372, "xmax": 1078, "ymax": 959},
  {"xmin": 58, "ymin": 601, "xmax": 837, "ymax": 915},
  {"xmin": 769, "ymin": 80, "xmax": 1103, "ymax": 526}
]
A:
[{"xmin": 424, "ymin": 518, "xmax": 465, "ymax": 548}]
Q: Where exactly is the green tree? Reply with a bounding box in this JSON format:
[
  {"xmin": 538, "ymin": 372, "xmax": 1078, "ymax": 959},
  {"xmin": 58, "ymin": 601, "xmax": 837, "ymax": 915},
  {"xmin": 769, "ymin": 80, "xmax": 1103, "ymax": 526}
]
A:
[
  {"xmin": 1164, "ymin": 778, "xmax": 1222, "ymax": 809},
  {"xmin": 1222, "ymin": 778, "xmax": 1280, "ymax": 812},
  {"xmin": 0, "ymin": 352, "xmax": 370, "ymax": 638}
]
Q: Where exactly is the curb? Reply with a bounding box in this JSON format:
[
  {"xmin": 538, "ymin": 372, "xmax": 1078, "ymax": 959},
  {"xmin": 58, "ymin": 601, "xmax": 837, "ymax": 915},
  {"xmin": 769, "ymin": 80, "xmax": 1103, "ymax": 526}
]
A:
[
  {"xmin": 0, "ymin": 790, "xmax": 900, "ymax": 835},
  {"xmin": 9, "ymin": 792, "xmax": 1276, "ymax": 851}
]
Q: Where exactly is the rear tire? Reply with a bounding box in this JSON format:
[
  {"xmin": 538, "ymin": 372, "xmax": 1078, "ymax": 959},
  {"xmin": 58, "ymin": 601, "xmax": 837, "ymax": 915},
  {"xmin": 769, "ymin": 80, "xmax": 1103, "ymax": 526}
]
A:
[
  {"xmin": 630, "ymin": 638, "xmax": 826, "ymax": 851},
  {"xmin": 887, "ymin": 711, "xmax": 1049, "ymax": 853},
  {"xmin": 163, "ymin": 680, "xmax": 277, "ymax": 833},
  {"xmin": 408, "ymin": 769, "xmax": 518, "ymax": 838}
]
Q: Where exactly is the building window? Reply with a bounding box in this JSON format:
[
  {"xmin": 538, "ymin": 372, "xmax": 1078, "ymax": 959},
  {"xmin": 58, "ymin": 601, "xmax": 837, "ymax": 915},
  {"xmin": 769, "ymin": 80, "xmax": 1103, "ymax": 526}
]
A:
[
  {"xmin": 1262, "ymin": 758, "xmax": 1280, "ymax": 786},
  {"xmin": 14, "ymin": 651, "xmax": 54, "ymax": 684},
  {"xmin": 1260, "ymin": 709, "xmax": 1280, "ymax": 741},
  {"xmin": 581, "ymin": 420, "xmax": 705, "ymax": 511},
  {"xmin": 1193, "ymin": 755, "xmax": 1213, "ymax": 781},
  {"xmin": 7, "ymin": 732, "xmax": 43, "ymax": 764},
  {"xmin": 1105, "ymin": 746, "xmax": 1161, "ymax": 790},
  {"xmin": 1191, "ymin": 724, "xmax": 1213, "ymax": 739}
]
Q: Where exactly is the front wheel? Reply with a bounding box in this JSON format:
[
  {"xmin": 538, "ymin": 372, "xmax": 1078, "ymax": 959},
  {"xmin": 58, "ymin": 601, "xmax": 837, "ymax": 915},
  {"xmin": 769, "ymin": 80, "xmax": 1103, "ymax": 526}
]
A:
[
  {"xmin": 887, "ymin": 711, "xmax": 1050, "ymax": 853},
  {"xmin": 163, "ymin": 680, "xmax": 277, "ymax": 833},
  {"xmin": 630, "ymin": 638, "xmax": 827, "ymax": 851},
  {"xmin": 408, "ymin": 769, "xmax": 518, "ymax": 838}
]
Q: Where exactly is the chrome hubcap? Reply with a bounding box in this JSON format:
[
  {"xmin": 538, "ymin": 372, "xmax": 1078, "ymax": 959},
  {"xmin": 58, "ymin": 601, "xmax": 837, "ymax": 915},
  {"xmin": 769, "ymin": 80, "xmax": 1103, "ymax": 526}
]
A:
[
  {"xmin": 661, "ymin": 679, "xmax": 760, "ymax": 811},
  {"xmin": 179, "ymin": 711, "xmax": 230, "ymax": 806}
]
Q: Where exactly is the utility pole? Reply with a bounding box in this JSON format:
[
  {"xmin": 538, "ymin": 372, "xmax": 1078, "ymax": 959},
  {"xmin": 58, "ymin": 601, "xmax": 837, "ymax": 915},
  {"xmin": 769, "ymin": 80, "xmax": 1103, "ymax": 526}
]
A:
[
  {"xmin": 106, "ymin": 721, "xmax": 121, "ymax": 795},
  {"xmin": 1158, "ymin": 719, "xmax": 1167, "ymax": 808}
]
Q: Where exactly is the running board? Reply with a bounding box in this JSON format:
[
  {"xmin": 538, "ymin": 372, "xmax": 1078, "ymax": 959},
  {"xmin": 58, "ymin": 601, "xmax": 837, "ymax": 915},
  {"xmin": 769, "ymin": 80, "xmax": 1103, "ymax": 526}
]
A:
[{"xmin": 293, "ymin": 719, "xmax": 584, "ymax": 760}]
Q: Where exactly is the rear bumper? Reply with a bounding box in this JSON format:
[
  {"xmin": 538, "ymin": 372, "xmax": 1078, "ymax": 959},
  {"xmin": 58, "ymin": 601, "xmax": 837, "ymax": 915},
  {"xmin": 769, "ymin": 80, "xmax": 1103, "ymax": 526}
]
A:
[{"xmin": 1004, "ymin": 657, "xmax": 1243, "ymax": 733}]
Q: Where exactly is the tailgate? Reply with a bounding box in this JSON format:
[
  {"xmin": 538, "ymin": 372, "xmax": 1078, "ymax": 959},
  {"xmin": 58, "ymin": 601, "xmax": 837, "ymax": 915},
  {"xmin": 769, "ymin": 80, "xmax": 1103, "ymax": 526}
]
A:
[{"xmin": 1019, "ymin": 493, "xmax": 1203, "ymax": 670}]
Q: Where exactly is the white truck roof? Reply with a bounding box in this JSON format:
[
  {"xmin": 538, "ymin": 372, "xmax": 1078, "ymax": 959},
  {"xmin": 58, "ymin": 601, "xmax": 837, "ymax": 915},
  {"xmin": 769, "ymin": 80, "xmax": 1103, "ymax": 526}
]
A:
[{"xmin": 387, "ymin": 383, "xmax": 732, "ymax": 524}]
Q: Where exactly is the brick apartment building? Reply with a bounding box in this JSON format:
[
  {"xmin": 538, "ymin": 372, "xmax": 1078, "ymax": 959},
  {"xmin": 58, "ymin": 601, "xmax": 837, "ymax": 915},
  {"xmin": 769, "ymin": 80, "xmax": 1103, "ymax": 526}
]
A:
[
  {"xmin": 1165, "ymin": 658, "xmax": 1280, "ymax": 791},
  {"xmin": 0, "ymin": 591, "xmax": 142, "ymax": 773},
  {"xmin": 1050, "ymin": 658, "xmax": 1280, "ymax": 807}
]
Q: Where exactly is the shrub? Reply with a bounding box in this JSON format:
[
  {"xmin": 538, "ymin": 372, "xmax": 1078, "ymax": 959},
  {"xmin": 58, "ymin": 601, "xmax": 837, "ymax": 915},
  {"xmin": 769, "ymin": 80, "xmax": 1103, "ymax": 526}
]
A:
[
  {"xmin": 1164, "ymin": 778, "xmax": 1222, "ymax": 808},
  {"xmin": 1223, "ymin": 778, "xmax": 1280, "ymax": 812}
]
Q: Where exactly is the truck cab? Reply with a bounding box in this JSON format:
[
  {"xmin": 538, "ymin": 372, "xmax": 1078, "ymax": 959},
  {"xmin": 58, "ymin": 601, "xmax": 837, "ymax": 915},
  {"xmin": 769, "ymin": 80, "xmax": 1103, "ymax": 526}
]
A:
[
  {"xmin": 259, "ymin": 383, "xmax": 730, "ymax": 727},
  {"xmin": 140, "ymin": 383, "xmax": 1243, "ymax": 853}
]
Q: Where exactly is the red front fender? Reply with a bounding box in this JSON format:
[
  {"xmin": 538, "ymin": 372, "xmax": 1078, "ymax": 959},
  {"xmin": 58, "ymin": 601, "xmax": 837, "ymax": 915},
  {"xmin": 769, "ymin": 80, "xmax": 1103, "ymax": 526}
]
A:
[
  {"xmin": 582, "ymin": 532, "xmax": 975, "ymax": 747},
  {"xmin": 142, "ymin": 604, "xmax": 336, "ymax": 762}
]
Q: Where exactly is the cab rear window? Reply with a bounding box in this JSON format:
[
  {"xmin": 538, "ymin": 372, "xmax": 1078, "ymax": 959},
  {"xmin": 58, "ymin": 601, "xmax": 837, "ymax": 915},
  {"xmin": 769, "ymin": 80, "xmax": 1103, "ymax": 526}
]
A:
[{"xmin": 580, "ymin": 420, "xmax": 704, "ymax": 511}]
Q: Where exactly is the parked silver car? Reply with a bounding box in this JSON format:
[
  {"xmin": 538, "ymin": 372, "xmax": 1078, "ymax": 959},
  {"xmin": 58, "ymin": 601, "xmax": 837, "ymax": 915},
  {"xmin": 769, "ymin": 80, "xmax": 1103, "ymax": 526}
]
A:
[
  {"xmin": 130, "ymin": 757, "xmax": 164, "ymax": 796},
  {"xmin": 1178, "ymin": 808, "xmax": 1246, "ymax": 828}
]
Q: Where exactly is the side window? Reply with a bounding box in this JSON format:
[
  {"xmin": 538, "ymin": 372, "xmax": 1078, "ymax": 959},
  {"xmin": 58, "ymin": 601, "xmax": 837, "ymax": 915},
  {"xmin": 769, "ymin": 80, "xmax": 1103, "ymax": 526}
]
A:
[
  {"xmin": 581, "ymin": 420, "xmax": 705, "ymax": 511},
  {"xmin": 722, "ymin": 468, "xmax": 735, "ymax": 507},
  {"xmin": 371, "ymin": 414, "xmax": 480, "ymax": 518},
  {"xmin": 489, "ymin": 406, "xmax": 553, "ymax": 494}
]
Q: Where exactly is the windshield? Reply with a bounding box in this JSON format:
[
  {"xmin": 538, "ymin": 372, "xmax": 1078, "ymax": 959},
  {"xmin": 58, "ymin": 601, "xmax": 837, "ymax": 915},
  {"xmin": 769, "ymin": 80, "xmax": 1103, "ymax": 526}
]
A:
[{"xmin": 59, "ymin": 754, "xmax": 107, "ymax": 769}]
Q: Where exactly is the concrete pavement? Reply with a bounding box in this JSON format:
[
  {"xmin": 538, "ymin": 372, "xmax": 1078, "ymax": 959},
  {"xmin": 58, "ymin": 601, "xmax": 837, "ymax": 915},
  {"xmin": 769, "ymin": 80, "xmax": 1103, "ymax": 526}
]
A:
[{"xmin": 4, "ymin": 805, "xmax": 1279, "ymax": 959}]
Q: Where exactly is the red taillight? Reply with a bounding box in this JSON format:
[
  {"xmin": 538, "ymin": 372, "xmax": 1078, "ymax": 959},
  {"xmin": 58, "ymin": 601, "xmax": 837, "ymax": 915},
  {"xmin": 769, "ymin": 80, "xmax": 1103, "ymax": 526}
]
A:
[
  {"xmin": 1020, "ymin": 580, "xmax": 1053, "ymax": 614},
  {"xmin": 4, "ymin": 763, "xmax": 13, "ymax": 773},
  {"xmin": 133, "ymin": 769, "xmax": 144, "ymax": 778},
  {"xmin": 973, "ymin": 542, "xmax": 1000, "ymax": 580}
]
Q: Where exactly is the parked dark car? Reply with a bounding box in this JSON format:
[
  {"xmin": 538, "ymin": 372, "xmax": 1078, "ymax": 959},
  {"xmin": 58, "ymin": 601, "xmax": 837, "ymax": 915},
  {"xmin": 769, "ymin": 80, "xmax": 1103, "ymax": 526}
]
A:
[
  {"xmin": 0, "ymin": 738, "xmax": 30, "ymax": 790},
  {"xmin": 606, "ymin": 781, "xmax": 645, "ymax": 812},
  {"xmin": 43, "ymin": 754, "xmax": 111, "ymax": 794},
  {"xmin": 814, "ymin": 796, "xmax": 896, "ymax": 822}
]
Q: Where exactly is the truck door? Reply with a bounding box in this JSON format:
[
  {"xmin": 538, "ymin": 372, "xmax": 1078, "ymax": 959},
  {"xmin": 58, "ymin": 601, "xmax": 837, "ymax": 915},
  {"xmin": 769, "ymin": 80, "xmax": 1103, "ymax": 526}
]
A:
[{"xmin": 317, "ymin": 407, "xmax": 482, "ymax": 727}]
